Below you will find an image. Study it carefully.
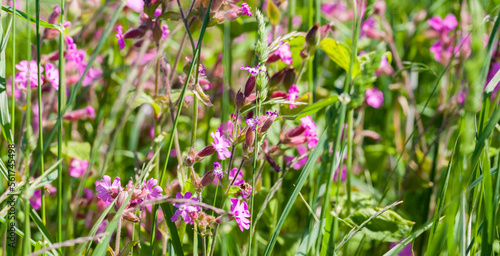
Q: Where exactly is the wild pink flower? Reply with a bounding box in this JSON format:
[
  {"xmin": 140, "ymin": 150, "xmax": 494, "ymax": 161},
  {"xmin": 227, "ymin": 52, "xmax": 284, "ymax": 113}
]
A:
[
  {"xmin": 229, "ymin": 168, "xmax": 244, "ymax": 186},
  {"xmin": 199, "ymin": 64, "xmax": 206, "ymax": 76},
  {"xmin": 171, "ymin": 192, "xmax": 200, "ymax": 225},
  {"xmin": 300, "ymin": 116, "xmax": 318, "ymax": 149},
  {"xmin": 95, "ymin": 175, "xmax": 122, "ymax": 202},
  {"xmin": 365, "ymin": 87, "xmax": 384, "ymax": 108},
  {"xmin": 213, "ymin": 162, "xmax": 224, "ymax": 180},
  {"xmin": 211, "ymin": 130, "xmax": 232, "ymax": 160},
  {"xmin": 273, "ymin": 42, "xmax": 293, "ymax": 65},
  {"xmin": 390, "ymin": 240, "xmax": 413, "ymax": 256},
  {"xmin": 375, "ymin": 56, "xmax": 393, "ymax": 76},
  {"xmin": 321, "ymin": 3, "xmax": 351, "ymax": 22},
  {"xmin": 241, "ymin": 3, "xmax": 252, "ymax": 16},
  {"xmin": 154, "ymin": 8, "xmax": 162, "ymax": 17},
  {"xmin": 15, "ymin": 60, "xmax": 43, "ymax": 89},
  {"xmin": 126, "ymin": 0, "xmax": 144, "ymax": 12},
  {"xmin": 241, "ymin": 64, "xmax": 263, "ymax": 75},
  {"xmin": 334, "ymin": 166, "xmax": 347, "ymax": 182},
  {"xmin": 286, "ymin": 145, "xmax": 309, "ymax": 170},
  {"xmin": 245, "ymin": 116, "xmax": 260, "ymax": 131},
  {"xmin": 30, "ymin": 190, "xmax": 42, "ymax": 210},
  {"xmin": 427, "ymin": 14, "xmax": 457, "ymax": 33},
  {"xmin": 360, "ymin": 17, "xmax": 378, "ymax": 38},
  {"xmin": 217, "ymin": 120, "xmax": 233, "ymax": 139},
  {"xmin": 69, "ymin": 158, "xmax": 89, "ymax": 177},
  {"xmin": 287, "ymin": 84, "xmax": 300, "ymax": 109},
  {"xmin": 230, "ymin": 198, "xmax": 251, "ymax": 231},
  {"xmin": 161, "ymin": 25, "xmax": 170, "ymax": 40},
  {"xmin": 142, "ymin": 178, "xmax": 163, "ymax": 200},
  {"xmin": 44, "ymin": 63, "xmax": 59, "ymax": 90},
  {"xmin": 80, "ymin": 66, "xmax": 103, "ymax": 86},
  {"xmin": 86, "ymin": 106, "xmax": 96, "ymax": 118},
  {"xmin": 115, "ymin": 25, "xmax": 125, "ymax": 50}
]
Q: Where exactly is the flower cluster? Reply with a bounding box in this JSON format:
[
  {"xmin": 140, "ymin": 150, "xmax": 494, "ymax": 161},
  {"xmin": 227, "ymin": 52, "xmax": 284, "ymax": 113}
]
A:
[{"xmin": 427, "ymin": 14, "xmax": 470, "ymax": 64}]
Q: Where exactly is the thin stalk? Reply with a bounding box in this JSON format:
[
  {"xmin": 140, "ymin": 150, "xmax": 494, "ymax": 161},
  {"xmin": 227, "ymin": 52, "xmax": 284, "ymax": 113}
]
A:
[
  {"xmin": 114, "ymin": 218, "xmax": 122, "ymax": 255},
  {"xmin": 10, "ymin": 0, "xmax": 15, "ymax": 131},
  {"xmin": 287, "ymin": 0, "xmax": 295, "ymax": 32},
  {"xmin": 346, "ymin": 110, "xmax": 353, "ymax": 214},
  {"xmin": 23, "ymin": 0, "xmax": 32, "ymax": 253},
  {"xmin": 35, "ymin": 0, "xmax": 45, "ymax": 226},
  {"xmin": 57, "ymin": 0, "xmax": 65, "ymax": 243},
  {"xmin": 151, "ymin": 0, "xmax": 213, "ymax": 249}
]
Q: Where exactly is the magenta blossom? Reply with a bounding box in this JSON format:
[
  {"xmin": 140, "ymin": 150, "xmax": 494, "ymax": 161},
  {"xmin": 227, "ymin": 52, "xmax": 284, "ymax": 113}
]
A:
[
  {"xmin": 69, "ymin": 158, "xmax": 89, "ymax": 177},
  {"xmin": 211, "ymin": 130, "xmax": 232, "ymax": 160},
  {"xmin": 230, "ymin": 198, "xmax": 251, "ymax": 231},
  {"xmin": 126, "ymin": 0, "xmax": 143, "ymax": 12},
  {"xmin": 427, "ymin": 14, "xmax": 457, "ymax": 34},
  {"xmin": 241, "ymin": 64, "xmax": 263, "ymax": 75},
  {"xmin": 44, "ymin": 63, "xmax": 59, "ymax": 90},
  {"xmin": 95, "ymin": 175, "xmax": 122, "ymax": 202},
  {"xmin": 171, "ymin": 192, "xmax": 200, "ymax": 225},
  {"xmin": 143, "ymin": 178, "xmax": 163, "ymax": 200},
  {"xmin": 287, "ymin": 84, "xmax": 300, "ymax": 109},
  {"xmin": 217, "ymin": 120, "xmax": 233, "ymax": 139},
  {"xmin": 161, "ymin": 25, "xmax": 170, "ymax": 40},
  {"xmin": 15, "ymin": 60, "xmax": 43, "ymax": 89},
  {"xmin": 274, "ymin": 42, "xmax": 293, "ymax": 65},
  {"xmin": 365, "ymin": 87, "xmax": 384, "ymax": 108},
  {"xmin": 116, "ymin": 25, "xmax": 125, "ymax": 50},
  {"xmin": 245, "ymin": 116, "xmax": 260, "ymax": 131},
  {"xmin": 30, "ymin": 190, "xmax": 42, "ymax": 210},
  {"xmin": 213, "ymin": 162, "xmax": 224, "ymax": 180},
  {"xmin": 241, "ymin": 3, "xmax": 252, "ymax": 16},
  {"xmin": 286, "ymin": 145, "xmax": 309, "ymax": 170},
  {"xmin": 300, "ymin": 116, "xmax": 319, "ymax": 149},
  {"xmin": 229, "ymin": 167, "xmax": 244, "ymax": 186}
]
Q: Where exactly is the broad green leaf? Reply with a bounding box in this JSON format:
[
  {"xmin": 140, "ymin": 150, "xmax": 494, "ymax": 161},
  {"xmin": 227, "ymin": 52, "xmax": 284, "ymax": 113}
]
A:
[
  {"xmin": 320, "ymin": 38, "xmax": 361, "ymax": 79},
  {"xmin": 346, "ymin": 208, "xmax": 414, "ymax": 242},
  {"xmin": 320, "ymin": 214, "xmax": 335, "ymax": 256},
  {"xmin": 1, "ymin": 6, "xmax": 62, "ymax": 30},
  {"xmin": 156, "ymin": 11, "xmax": 182, "ymax": 21},
  {"xmin": 50, "ymin": 141, "xmax": 91, "ymax": 161},
  {"xmin": 296, "ymin": 94, "xmax": 339, "ymax": 120},
  {"xmin": 267, "ymin": 0, "xmax": 281, "ymax": 25}
]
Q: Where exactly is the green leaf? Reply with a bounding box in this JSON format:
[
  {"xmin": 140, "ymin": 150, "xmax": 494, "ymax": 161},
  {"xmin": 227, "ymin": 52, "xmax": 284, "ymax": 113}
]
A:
[
  {"xmin": 227, "ymin": 185, "xmax": 242, "ymax": 196},
  {"xmin": 119, "ymin": 240, "xmax": 140, "ymax": 256},
  {"xmin": 1, "ymin": 6, "xmax": 61, "ymax": 30},
  {"xmin": 156, "ymin": 11, "xmax": 182, "ymax": 21},
  {"xmin": 320, "ymin": 38, "xmax": 361, "ymax": 79},
  {"xmin": 0, "ymin": 8, "xmax": 12, "ymax": 144},
  {"xmin": 160, "ymin": 203, "xmax": 184, "ymax": 256},
  {"xmin": 296, "ymin": 95, "xmax": 339, "ymax": 120},
  {"xmin": 50, "ymin": 141, "xmax": 91, "ymax": 161},
  {"xmin": 267, "ymin": 0, "xmax": 281, "ymax": 25},
  {"xmin": 129, "ymin": 92, "xmax": 161, "ymax": 116},
  {"xmin": 346, "ymin": 208, "xmax": 414, "ymax": 242}
]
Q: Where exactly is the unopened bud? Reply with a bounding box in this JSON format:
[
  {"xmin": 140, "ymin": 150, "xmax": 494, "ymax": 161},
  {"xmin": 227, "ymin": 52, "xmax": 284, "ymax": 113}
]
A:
[
  {"xmin": 373, "ymin": 1, "xmax": 386, "ymax": 16},
  {"xmin": 265, "ymin": 154, "xmax": 281, "ymax": 172},
  {"xmin": 123, "ymin": 211, "xmax": 140, "ymax": 222},
  {"xmin": 244, "ymin": 93, "xmax": 257, "ymax": 105},
  {"xmin": 244, "ymin": 76, "xmax": 256, "ymax": 97},
  {"xmin": 124, "ymin": 27, "xmax": 146, "ymax": 39},
  {"xmin": 201, "ymin": 171, "xmax": 215, "ymax": 187},
  {"xmin": 259, "ymin": 111, "xmax": 279, "ymax": 133},
  {"xmin": 269, "ymin": 68, "xmax": 286, "ymax": 87},
  {"xmin": 235, "ymin": 90, "xmax": 245, "ymax": 110},
  {"xmin": 305, "ymin": 22, "xmax": 320, "ymax": 49},
  {"xmin": 115, "ymin": 191, "xmax": 130, "ymax": 211},
  {"xmin": 271, "ymin": 91, "xmax": 287, "ymax": 98},
  {"xmin": 286, "ymin": 125, "xmax": 306, "ymax": 137},
  {"xmin": 283, "ymin": 67, "xmax": 296, "ymax": 89},
  {"xmin": 300, "ymin": 50, "xmax": 309, "ymax": 59},
  {"xmin": 185, "ymin": 147, "xmax": 197, "ymax": 166},
  {"xmin": 246, "ymin": 127, "xmax": 254, "ymax": 147},
  {"xmin": 197, "ymin": 145, "xmax": 215, "ymax": 158}
]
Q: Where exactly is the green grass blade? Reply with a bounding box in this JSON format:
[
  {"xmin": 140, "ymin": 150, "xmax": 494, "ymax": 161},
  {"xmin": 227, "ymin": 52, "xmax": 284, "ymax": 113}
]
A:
[
  {"xmin": 262, "ymin": 128, "xmax": 328, "ymax": 256},
  {"xmin": 383, "ymin": 218, "xmax": 438, "ymax": 256},
  {"xmin": 159, "ymin": 203, "xmax": 184, "ymax": 256},
  {"xmin": 1, "ymin": 6, "xmax": 61, "ymax": 30}
]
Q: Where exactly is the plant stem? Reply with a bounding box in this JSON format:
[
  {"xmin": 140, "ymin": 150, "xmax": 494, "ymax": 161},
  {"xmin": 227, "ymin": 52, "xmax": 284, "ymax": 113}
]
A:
[
  {"xmin": 115, "ymin": 218, "xmax": 122, "ymax": 256},
  {"xmin": 57, "ymin": 0, "xmax": 66, "ymax": 244}
]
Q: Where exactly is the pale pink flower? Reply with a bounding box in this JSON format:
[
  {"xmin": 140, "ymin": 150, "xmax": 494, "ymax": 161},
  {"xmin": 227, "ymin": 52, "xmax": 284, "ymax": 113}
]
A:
[
  {"xmin": 126, "ymin": 0, "xmax": 143, "ymax": 12},
  {"xmin": 300, "ymin": 116, "xmax": 318, "ymax": 149},
  {"xmin": 211, "ymin": 130, "xmax": 232, "ymax": 160},
  {"xmin": 365, "ymin": 87, "xmax": 384, "ymax": 108},
  {"xmin": 15, "ymin": 60, "xmax": 43, "ymax": 89},
  {"xmin": 69, "ymin": 158, "xmax": 89, "ymax": 177},
  {"xmin": 273, "ymin": 42, "xmax": 293, "ymax": 65},
  {"xmin": 230, "ymin": 198, "xmax": 251, "ymax": 231}
]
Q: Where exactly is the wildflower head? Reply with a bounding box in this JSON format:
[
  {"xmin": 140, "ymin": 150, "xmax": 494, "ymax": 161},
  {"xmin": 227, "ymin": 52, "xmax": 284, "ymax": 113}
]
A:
[
  {"xmin": 211, "ymin": 130, "xmax": 232, "ymax": 160},
  {"xmin": 365, "ymin": 87, "xmax": 384, "ymax": 108},
  {"xmin": 287, "ymin": 84, "xmax": 300, "ymax": 109},
  {"xmin": 241, "ymin": 64, "xmax": 263, "ymax": 76},
  {"xmin": 240, "ymin": 3, "xmax": 252, "ymax": 16},
  {"xmin": 95, "ymin": 175, "xmax": 122, "ymax": 202},
  {"xmin": 171, "ymin": 192, "xmax": 200, "ymax": 225},
  {"xmin": 115, "ymin": 25, "xmax": 125, "ymax": 50},
  {"xmin": 230, "ymin": 198, "xmax": 251, "ymax": 231},
  {"xmin": 69, "ymin": 158, "xmax": 89, "ymax": 178}
]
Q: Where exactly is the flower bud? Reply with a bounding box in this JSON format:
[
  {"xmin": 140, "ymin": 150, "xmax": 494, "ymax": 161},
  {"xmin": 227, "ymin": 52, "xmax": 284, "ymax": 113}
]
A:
[
  {"xmin": 201, "ymin": 171, "xmax": 215, "ymax": 187},
  {"xmin": 185, "ymin": 147, "xmax": 197, "ymax": 166},
  {"xmin": 246, "ymin": 127, "xmax": 254, "ymax": 147},
  {"xmin": 235, "ymin": 90, "xmax": 245, "ymax": 110},
  {"xmin": 283, "ymin": 67, "xmax": 296, "ymax": 89},
  {"xmin": 285, "ymin": 125, "xmax": 306, "ymax": 138},
  {"xmin": 197, "ymin": 145, "xmax": 216, "ymax": 158},
  {"xmin": 373, "ymin": 1, "xmax": 386, "ymax": 16},
  {"xmin": 115, "ymin": 191, "xmax": 131, "ymax": 211},
  {"xmin": 265, "ymin": 153, "xmax": 281, "ymax": 172},
  {"xmin": 269, "ymin": 68, "xmax": 286, "ymax": 87},
  {"xmin": 305, "ymin": 22, "xmax": 320, "ymax": 49},
  {"xmin": 244, "ymin": 93, "xmax": 257, "ymax": 105},
  {"xmin": 124, "ymin": 27, "xmax": 146, "ymax": 39},
  {"xmin": 215, "ymin": 215, "xmax": 223, "ymax": 224},
  {"xmin": 244, "ymin": 76, "xmax": 256, "ymax": 97},
  {"xmin": 300, "ymin": 49, "xmax": 309, "ymax": 59},
  {"xmin": 271, "ymin": 91, "xmax": 287, "ymax": 98},
  {"xmin": 122, "ymin": 211, "xmax": 140, "ymax": 222},
  {"xmin": 259, "ymin": 111, "xmax": 279, "ymax": 133},
  {"xmin": 48, "ymin": 6, "xmax": 61, "ymax": 24}
]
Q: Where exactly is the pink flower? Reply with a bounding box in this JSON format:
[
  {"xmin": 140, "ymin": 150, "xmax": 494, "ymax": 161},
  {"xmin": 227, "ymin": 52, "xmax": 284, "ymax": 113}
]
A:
[
  {"xmin": 300, "ymin": 116, "xmax": 318, "ymax": 149},
  {"xmin": 427, "ymin": 14, "xmax": 457, "ymax": 33},
  {"xmin": 287, "ymin": 84, "xmax": 299, "ymax": 109},
  {"xmin": 241, "ymin": 3, "xmax": 252, "ymax": 16},
  {"xmin": 230, "ymin": 198, "xmax": 251, "ymax": 231},
  {"xmin": 86, "ymin": 106, "xmax": 96, "ymax": 119},
  {"xmin": 171, "ymin": 192, "xmax": 200, "ymax": 225},
  {"xmin": 44, "ymin": 63, "xmax": 59, "ymax": 90},
  {"xmin": 229, "ymin": 168, "xmax": 244, "ymax": 186},
  {"xmin": 287, "ymin": 145, "xmax": 309, "ymax": 170},
  {"xmin": 126, "ymin": 0, "xmax": 143, "ymax": 12},
  {"xmin": 375, "ymin": 56, "xmax": 393, "ymax": 76},
  {"xmin": 245, "ymin": 116, "xmax": 260, "ymax": 131},
  {"xmin": 365, "ymin": 87, "xmax": 384, "ymax": 108},
  {"xmin": 115, "ymin": 25, "xmax": 125, "ymax": 50},
  {"xmin": 69, "ymin": 158, "xmax": 89, "ymax": 177},
  {"xmin": 217, "ymin": 120, "xmax": 233, "ymax": 139},
  {"xmin": 241, "ymin": 64, "xmax": 263, "ymax": 75},
  {"xmin": 273, "ymin": 42, "xmax": 293, "ymax": 65},
  {"xmin": 211, "ymin": 130, "xmax": 232, "ymax": 160},
  {"xmin": 161, "ymin": 25, "xmax": 170, "ymax": 40},
  {"xmin": 143, "ymin": 178, "xmax": 163, "ymax": 200},
  {"xmin": 30, "ymin": 190, "xmax": 42, "ymax": 210},
  {"xmin": 15, "ymin": 60, "xmax": 43, "ymax": 89},
  {"xmin": 213, "ymin": 162, "xmax": 224, "ymax": 180},
  {"xmin": 95, "ymin": 175, "xmax": 122, "ymax": 202},
  {"xmin": 321, "ymin": 3, "xmax": 351, "ymax": 22}
]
